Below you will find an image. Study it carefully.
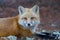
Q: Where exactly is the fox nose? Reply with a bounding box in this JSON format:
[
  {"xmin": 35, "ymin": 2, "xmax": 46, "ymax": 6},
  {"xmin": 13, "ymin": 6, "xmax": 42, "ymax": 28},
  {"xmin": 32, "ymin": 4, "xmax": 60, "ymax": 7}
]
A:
[{"xmin": 28, "ymin": 23, "xmax": 30, "ymax": 26}]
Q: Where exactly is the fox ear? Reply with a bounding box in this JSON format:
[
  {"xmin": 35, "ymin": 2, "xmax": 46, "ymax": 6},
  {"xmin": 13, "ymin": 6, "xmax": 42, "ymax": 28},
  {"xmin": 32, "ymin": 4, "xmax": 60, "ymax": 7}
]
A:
[
  {"xmin": 32, "ymin": 5, "xmax": 39, "ymax": 14},
  {"xmin": 18, "ymin": 6, "xmax": 25, "ymax": 14}
]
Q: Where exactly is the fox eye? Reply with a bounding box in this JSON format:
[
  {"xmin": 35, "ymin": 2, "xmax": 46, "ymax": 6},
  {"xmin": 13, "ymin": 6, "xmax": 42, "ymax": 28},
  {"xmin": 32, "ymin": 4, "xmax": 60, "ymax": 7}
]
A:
[
  {"xmin": 31, "ymin": 17, "xmax": 35, "ymax": 19},
  {"xmin": 23, "ymin": 17, "xmax": 27, "ymax": 20}
]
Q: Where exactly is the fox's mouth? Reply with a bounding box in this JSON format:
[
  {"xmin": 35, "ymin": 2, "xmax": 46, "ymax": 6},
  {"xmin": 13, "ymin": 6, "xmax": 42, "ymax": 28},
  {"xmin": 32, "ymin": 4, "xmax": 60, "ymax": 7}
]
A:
[
  {"xmin": 18, "ymin": 19, "xmax": 40, "ymax": 30},
  {"xmin": 20, "ymin": 23, "xmax": 35, "ymax": 30},
  {"xmin": 23, "ymin": 25, "xmax": 35, "ymax": 29}
]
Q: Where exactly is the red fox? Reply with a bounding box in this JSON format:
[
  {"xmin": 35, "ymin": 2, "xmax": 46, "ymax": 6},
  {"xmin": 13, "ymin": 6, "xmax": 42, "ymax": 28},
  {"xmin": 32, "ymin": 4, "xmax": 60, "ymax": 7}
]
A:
[{"xmin": 0, "ymin": 5, "xmax": 40, "ymax": 40}]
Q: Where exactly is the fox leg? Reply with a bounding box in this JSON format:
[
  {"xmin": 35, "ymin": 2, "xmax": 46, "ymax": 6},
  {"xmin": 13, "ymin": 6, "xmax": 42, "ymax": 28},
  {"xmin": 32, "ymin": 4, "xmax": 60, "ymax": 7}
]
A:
[
  {"xmin": 0, "ymin": 37, "xmax": 9, "ymax": 40},
  {"xmin": 26, "ymin": 37, "xmax": 34, "ymax": 40},
  {"xmin": 7, "ymin": 35, "xmax": 17, "ymax": 40},
  {"xmin": 20, "ymin": 37, "xmax": 34, "ymax": 40}
]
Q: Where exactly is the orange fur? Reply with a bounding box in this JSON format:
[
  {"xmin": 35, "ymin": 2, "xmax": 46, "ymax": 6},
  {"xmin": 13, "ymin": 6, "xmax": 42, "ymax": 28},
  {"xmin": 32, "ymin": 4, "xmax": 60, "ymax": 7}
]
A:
[
  {"xmin": 0, "ymin": 5, "xmax": 40, "ymax": 38},
  {"xmin": 0, "ymin": 16, "xmax": 32, "ymax": 37}
]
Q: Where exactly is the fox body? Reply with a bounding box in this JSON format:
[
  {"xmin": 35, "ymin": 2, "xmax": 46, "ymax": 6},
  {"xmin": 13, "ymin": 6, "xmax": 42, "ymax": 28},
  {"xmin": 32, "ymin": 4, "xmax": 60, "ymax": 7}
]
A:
[
  {"xmin": 0, "ymin": 5, "xmax": 40, "ymax": 40},
  {"xmin": 0, "ymin": 16, "xmax": 32, "ymax": 37}
]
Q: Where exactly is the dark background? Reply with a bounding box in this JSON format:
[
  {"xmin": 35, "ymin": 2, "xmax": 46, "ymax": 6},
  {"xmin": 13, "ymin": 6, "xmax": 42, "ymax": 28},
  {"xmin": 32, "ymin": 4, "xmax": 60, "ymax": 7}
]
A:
[{"xmin": 0, "ymin": 0, "xmax": 60, "ymax": 37}]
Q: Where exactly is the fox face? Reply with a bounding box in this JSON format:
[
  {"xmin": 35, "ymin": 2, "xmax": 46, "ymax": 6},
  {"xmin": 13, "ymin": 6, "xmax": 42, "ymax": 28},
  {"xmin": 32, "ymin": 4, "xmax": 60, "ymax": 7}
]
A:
[{"xmin": 18, "ymin": 5, "xmax": 40, "ymax": 33}]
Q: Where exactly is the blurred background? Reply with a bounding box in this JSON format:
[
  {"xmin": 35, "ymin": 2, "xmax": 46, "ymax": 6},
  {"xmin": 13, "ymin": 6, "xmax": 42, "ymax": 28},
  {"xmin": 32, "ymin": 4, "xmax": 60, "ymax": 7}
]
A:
[{"xmin": 0, "ymin": 0, "xmax": 60, "ymax": 40}]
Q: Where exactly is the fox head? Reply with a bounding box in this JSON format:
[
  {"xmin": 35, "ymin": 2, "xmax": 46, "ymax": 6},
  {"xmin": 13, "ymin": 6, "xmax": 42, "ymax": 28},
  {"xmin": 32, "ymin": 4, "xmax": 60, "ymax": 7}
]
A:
[{"xmin": 18, "ymin": 5, "xmax": 40, "ymax": 33}]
